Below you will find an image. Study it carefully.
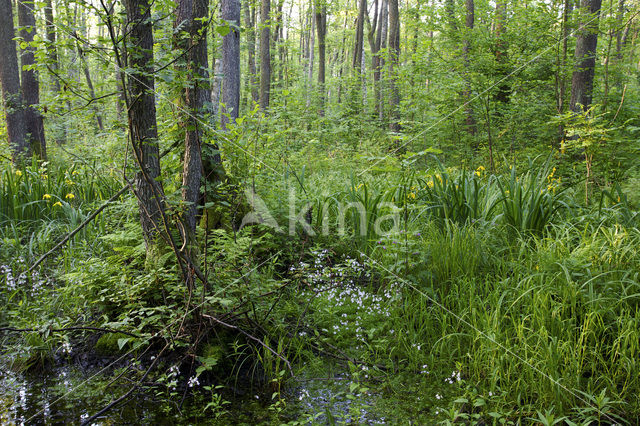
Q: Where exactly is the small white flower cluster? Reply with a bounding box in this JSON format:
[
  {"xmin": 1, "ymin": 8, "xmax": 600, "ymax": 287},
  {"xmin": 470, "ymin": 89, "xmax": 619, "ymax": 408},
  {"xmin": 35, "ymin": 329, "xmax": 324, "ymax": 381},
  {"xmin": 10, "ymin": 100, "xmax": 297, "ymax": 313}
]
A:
[
  {"xmin": 61, "ymin": 341, "xmax": 72, "ymax": 354},
  {"xmin": 290, "ymin": 251, "xmax": 372, "ymax": 288},
  {"xmin": 1, "ymin": 261, "xmax": 47, "ymax": 296},
  {"xmin": 168, "ymin": 365, "xmax": 180, "ymax": 377},
  {"xmin": 445, "ymin": 370, "xmax": 462, "ymax": 384},
  {"xmin": 298, "ymin": 388, "xmax": 310, "ymax": 400},
  {"xmin": 1, "ymin": 264, "xmax": 25, "ymax": 291},
  {"xmin": 187, "ymin": 376, "xmax": 199, "ymax": 388},
  {"xmin": 420, "ymin": 364, "xmax": 429, "ymax": 374}
]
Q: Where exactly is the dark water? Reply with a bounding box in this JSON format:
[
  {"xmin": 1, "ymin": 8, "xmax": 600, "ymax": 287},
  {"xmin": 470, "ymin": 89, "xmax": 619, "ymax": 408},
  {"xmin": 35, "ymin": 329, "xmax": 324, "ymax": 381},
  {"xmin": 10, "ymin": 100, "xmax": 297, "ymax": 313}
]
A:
[{"xmin": 0, "ymin": 361, "xmax": 384, "ymax": 425}]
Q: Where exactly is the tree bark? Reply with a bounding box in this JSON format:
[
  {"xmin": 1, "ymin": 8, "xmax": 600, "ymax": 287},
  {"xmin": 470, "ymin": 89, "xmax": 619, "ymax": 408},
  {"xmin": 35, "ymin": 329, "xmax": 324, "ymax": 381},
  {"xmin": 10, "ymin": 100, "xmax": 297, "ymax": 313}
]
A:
[
  {"xmin": 44, "ymin": 0, "xmax": 66, "ymax": 145},
  {"xmin": 0, "ymin": 0, "xmax": 29, "ymax": 162},
  {"xmin": 124, "ymin": 0, "xmax": 166, "ymax": 250},
  {"xmin": 77, "ymin": 10, "xmax": 104, "ymax": 131},
  {"xmin": 244, "ymin": 0, "xmax": 259, "ymax": 104},
  {"xmin": 353, "ymin": 0, "xmax": 366, "ymax": 71},
  {"xmin": 377, "ymin": 0, "xmax": 388, "ymax": 120},
  {"xmin": 259, "ymin": 0, "xmax": 271, "ymax": 110},
  {"xmin": 388, "ymin": 0, "xmax": 400, "ymax": 131},
  {"xmin": 570, "ymin": 0, "xmax": 602, "ymax": 112},
  {"xmin": 17, "ymin": 0, "xmax": 46, "ymax": 160},
  {"xmin": 306, "ymin": 2, "xmax": 316, "ymax": 107},
  {"xmin": 315, "ymin": 2, "xmax": 327, "ymax": 115},
  {"xmin": 175, "ymin": 0, "xmax": 211, "ymax": 235},
  {"xmin": 222, "ymin": 0, "xmax": 241, "ymax": 128}
]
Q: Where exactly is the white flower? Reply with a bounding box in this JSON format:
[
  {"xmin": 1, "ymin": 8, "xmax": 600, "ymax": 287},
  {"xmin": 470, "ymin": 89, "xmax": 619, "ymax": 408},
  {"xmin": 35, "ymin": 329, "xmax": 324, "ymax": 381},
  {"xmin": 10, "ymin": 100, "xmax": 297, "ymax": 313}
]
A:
[{"xmin": 187, "ymin": 376, "xmax": 199, "ymax": 388}]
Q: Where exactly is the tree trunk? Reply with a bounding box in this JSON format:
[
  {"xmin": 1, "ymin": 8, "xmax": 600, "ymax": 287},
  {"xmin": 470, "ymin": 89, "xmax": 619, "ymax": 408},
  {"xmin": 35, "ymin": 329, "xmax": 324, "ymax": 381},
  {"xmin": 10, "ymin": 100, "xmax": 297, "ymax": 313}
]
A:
[
  {"xmin": 259, "ymin": 0, "xmax": 271, "ymax": 110},
  {"xmin": 315, "ymin": 2, "xmax": 327, "ymax": 115},
  {"xmin": 272, "ymin": 0, "xmax": 285, "ymax": 84},
  {"xmin": 377, "ymin": 0, "xmax": 388, "ymax": 120},
  {"xmin": 124, "ymin": 0, "xmax": 166, "ymax": 250},
  {"xmin": 462, "ymin": 0, "xmax": 476, "ymax": 136},
  {"xmin": 244, "ymin": 0, "xmax": 259, "ymax": 104},
  {"xmin": 367, "ymin": 0, "xmax": 379, "ymax": 110},
  {"xmin": 388, "ymin": 0, "xmax": 400, "ymax": 131},
  {"xmin": 570, "ymin": 0, "xmax": 602, "ymax": 112},
  {"xmin": 307, "ymin": 2, "xmax": 316, "ymax": 107},
  {"xmin": 353, "ymin": 0, "xmax": 366, "ymax": 71},
  {"xmin": 44, "ymin": 0, "xmax": 66, "ymax": 145},
  {"xmin": 77, "ymin": 10, "xmax": 104, "ymax": 131},
  {"xmin": 615, "ymin": 0, "xmax": 625, "ymax": 58},
  {"xmin": 17, "ymin": 0, "xmax": 46, "ymax": 160},
  {"xmin": 0, "ymin": 0, "xmax": 29, "ymax": 162},
  {"xmin": 222, "ymin": 0, "xmax": 241, "ymax": 128},
  {"xmin": 175, "ymin": 0, "xmax": 211, "ymax": 235}
]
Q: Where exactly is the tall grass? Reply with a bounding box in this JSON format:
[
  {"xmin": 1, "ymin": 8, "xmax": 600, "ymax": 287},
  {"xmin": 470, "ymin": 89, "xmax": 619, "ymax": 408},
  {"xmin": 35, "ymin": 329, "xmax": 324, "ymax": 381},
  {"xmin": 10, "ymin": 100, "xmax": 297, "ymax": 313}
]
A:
[{"xmin": 0, "ymin": 159, "xmax": 119, "ymax": 224}]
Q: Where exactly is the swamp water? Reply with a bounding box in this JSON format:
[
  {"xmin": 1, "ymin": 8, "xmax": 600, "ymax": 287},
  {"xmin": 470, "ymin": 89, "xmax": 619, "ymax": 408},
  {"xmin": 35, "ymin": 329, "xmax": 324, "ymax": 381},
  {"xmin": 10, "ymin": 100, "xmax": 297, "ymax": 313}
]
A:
[{"xmin": 0, "ymin": 360, "xmax": 388, "ymax": 424}]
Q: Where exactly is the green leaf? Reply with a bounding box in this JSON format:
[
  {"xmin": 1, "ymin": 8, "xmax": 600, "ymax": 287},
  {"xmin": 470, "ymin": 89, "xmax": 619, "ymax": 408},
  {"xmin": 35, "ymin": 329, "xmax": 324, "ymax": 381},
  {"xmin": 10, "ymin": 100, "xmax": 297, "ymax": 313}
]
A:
[
  {"xmin": 117, "ymin": 337, "xmax": 131, "ymax": 350},
  {"xmin": 216, "ymin": 25, "xmax": 231, "ymax": 36}
]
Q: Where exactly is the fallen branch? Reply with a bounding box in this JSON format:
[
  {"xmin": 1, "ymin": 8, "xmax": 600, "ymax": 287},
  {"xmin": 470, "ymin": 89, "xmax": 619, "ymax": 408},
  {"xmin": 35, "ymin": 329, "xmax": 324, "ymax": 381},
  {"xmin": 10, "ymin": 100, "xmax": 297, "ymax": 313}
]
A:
[
  {"xmin": 80, "ymin": 343, "xmax": 168, "ymax": 426},
  {"xmin": 0, "ymin": 326, "xmax": 139, "ymax": 338}
]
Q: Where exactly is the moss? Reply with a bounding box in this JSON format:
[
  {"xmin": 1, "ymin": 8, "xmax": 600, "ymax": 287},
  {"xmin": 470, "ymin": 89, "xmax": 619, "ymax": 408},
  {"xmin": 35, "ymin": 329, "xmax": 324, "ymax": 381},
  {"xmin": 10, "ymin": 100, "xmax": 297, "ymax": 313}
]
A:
[{"xmin": 94, "ymin": 332, "xmax": 132, "ymax": 356}]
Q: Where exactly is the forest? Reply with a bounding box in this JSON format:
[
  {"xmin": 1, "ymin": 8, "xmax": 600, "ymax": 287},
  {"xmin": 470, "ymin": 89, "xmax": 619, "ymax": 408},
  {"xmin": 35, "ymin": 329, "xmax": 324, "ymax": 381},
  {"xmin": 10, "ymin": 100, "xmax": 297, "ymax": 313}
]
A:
[{"xmin": 1, "ymin": 0, "xmax": 640, "ymax": 423}]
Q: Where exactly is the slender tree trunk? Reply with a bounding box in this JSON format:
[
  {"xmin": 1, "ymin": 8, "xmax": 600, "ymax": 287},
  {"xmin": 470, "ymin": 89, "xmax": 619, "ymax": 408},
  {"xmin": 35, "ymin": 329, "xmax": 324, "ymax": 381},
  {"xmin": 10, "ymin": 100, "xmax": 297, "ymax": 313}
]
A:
[
  {"xmin": 0, "ymin": 0, "xmax": 29, "ymax": 162},
  {"xmin": 316, "ymin": 2, "xmax": 327, "ymax": 115},
  {"xmin": 615, "ymin": 0, "xmax": 625, "ymax": 58},
  {"xmin": 353, "ymin": 0, "xmax": 366, "ymax": 71},
  {"xmin": 44, "ymin": 0, "xmax": 66, "ymax": 145},
  {"xmin": 77, "ymin": 10, "xmax": 104, "ymax": 131},
  {"xmin": 378, "ymin": 0, "xmax": 388, "ymax": 120},
  {"xmin": 602, "ymin": 0, "xmax": 615, "ymax": 108},
  {"xmin": 570, "ymin": 0, "xmax": 602, "ymax": 112},
  {"xmin": 124, "ymin": 0, "xmax": 166, "ymax": 250},
  {"xmin": 337, "ymin": 13, "xmax": 349, "ymax": 104},
  {"xmin": 388, "ymin": 0, "xmax": 400, "ymax": 131},
  {"xmin": 307, "ymin": 2, "xmax": 316, "ymax": 107},
  {"xmin": 259, "ymin": 0, "xmax": 271, "ymax": 110},
  {"xmin": 462, "ymin": 0, "xmax": 476, "ymax": 136},
  {"xmin": 556, "ymin": 0, "xmax": 573, "ymax": 148},
  {"xmin": 17, "ymin": 0, "xmax": 46, "ymax": 159},
  {"xmin": 272, "ymin": 0, "xmax": 285, "ymax": 84},
  {"xmin": 175, "ymin": 0, "xmax": 211, "ymax": 235},
  {"xmin": 222, "ymin": 0, "xmax": 241, "ymax": 128},
  {"xmin": 367, "ymin": 0, "xmax": 379, "ymax": 111},
  {"xmin": 244, "ymin": 0, "xmax": 259, "ymax": 104}
]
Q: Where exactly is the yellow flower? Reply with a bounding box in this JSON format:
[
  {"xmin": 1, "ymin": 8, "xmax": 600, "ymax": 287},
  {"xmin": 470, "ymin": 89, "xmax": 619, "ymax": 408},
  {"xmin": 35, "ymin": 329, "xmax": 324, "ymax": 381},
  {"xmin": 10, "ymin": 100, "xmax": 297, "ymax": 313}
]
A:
[
  {"xmin": 427, "ymin": 181, "xmax": 434, "ymax": 188},
  {"xmin": 72, "ymin": 170, "xmax": 80, "ymax": 176},
  {"xmin": 408, "ymin": 192, "xmax": 416, "ymax": 200},
  {"xmin": 43, "ymin": 194, "xmax": 52, "ymax": 200},
  {"xmin": 53, "ymin": 201, "xmax": 62, "ymax": 207},
  {"xmin": 65, "ymin": 193, "xmax": 75, "ymax": 199},
  {"xmin": 65, "ymin": 179, "xmax": 75, "ymax": 185},
  {"xmin": 15, "ymin": 170, "xmax": 22, "ymax": 177},
  {"xmin": 477, "ymin": 165, "xmax": 485, "ymax": 171}
]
